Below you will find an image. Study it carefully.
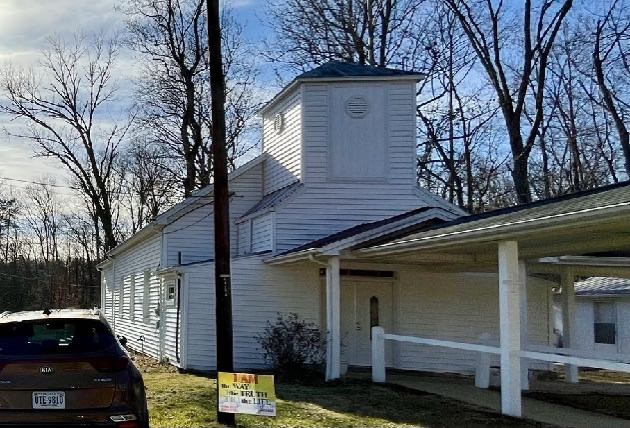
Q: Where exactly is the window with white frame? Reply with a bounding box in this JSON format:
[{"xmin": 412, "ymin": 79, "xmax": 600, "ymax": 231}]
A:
[
  {"xmin": 143, "ymin": 271, "xmax": 151, "ymax": 322},
  {"xmin": 594, "ymin": 301, "xmax": 617, "ymax": 345}
]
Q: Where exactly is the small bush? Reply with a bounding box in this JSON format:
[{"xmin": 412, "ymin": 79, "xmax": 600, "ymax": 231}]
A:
[{"xmin": 257, "ymin": 313, "xmax": 326, "ymax": 382}]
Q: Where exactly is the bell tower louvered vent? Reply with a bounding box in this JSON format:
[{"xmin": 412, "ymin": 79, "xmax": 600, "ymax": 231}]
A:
[
  {"xmin": 344, "ymin": 95, "xmax": 369, "ymax": 119},
  {"xmin": 273, "ymin": 112, "xmax": 284, "ymax": 134}
]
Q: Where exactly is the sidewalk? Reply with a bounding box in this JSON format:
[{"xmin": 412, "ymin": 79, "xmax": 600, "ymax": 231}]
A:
[{"xmin": 386, "ymin": 372, "xmax": 630, "ymax": 428}]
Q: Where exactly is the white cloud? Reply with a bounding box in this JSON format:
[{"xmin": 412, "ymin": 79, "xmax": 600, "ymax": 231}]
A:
[{"xmin": 0, "ymin": 0, "xmax": 270, "ymax": 186}]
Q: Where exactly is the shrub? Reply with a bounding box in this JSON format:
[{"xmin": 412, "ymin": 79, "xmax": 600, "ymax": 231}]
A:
[{"xmin": 257, "ymin": 313, "xmax": 326, "ymax": 382}]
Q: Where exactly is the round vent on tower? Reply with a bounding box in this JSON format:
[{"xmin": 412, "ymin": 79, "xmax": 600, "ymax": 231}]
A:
[
  {"xmin": 273, "ymin": 112, "xmax": 284, "ymax": 134},
  {"xmin": 344, "ymin": 95, "xmax": 369, "ymax": 119}
]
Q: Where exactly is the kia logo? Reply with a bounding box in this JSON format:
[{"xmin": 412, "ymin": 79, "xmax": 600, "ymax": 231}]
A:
[{"xmin": 39, "ymin": 367, "xmax": 54, "ymax": 375}]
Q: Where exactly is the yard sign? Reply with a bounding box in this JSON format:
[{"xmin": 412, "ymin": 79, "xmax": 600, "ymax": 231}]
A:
[{"xmin": 218, "ymin": 372, "xmax": 276, "ymax": 416}]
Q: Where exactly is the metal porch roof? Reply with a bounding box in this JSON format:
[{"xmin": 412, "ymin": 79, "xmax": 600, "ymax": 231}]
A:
[
  {"xmin": 359, "ymin": 181, "xmax": 630, "ymax": 255},
  {"xmin": 574, "ymin": 277, "xmax": 630, "ymax": 296}
]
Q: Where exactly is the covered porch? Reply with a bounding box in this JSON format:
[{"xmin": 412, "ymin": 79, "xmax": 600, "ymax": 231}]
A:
[{"xmin": 268, "ymin": 182, "xmax": 630, "ymax": 418}]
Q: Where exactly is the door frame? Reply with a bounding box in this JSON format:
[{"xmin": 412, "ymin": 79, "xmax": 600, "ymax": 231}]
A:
[
  {"xmin": 319, "ymin": 274, "xmax": 400, "ymax": 368},
  {"xmin": 592, "ymin": 299, "xmax": 620, "ymax": 355}
]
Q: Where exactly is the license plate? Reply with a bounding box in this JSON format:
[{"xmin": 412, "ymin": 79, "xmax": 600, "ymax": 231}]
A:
[{"xmin": 32, "ymin": 392, "xmax": 65, "ymax": 409}]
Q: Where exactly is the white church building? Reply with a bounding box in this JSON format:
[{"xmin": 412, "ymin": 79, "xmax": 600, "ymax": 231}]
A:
[{"xmin": 99, "ymin": 62, "xmax": 630, "ymax": 417}]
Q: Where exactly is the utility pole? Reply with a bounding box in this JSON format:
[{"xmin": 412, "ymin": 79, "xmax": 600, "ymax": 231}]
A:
[{"xmin": 206, "ymin": 0, "xmax": 235, "ymax": 426}]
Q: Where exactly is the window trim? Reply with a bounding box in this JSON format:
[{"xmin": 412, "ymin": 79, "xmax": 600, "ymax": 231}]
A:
[
  {"xmin": 143, "ymin": 271, "xmax": 151, "ymax": 323},
  {"xmin": 593, "ymin": 301, "xmax": 617, "ymax": 345},
  {"xmin": 129, "ymin": 275, "xmax": 136, "ymax": 321},
  {"xmin": 118, "ymin": 277, "xmax": 124, "ymax": 317}
]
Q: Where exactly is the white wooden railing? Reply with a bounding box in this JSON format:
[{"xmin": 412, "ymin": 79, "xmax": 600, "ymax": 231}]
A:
[{"xmin": 371, "ymin": 326, "xmax": 630, "ymax": 386}]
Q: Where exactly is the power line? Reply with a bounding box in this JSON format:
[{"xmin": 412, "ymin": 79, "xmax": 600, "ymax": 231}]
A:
[{"xmin": 0, "ymin": 176, "xmax": 77, "ymax": 190}]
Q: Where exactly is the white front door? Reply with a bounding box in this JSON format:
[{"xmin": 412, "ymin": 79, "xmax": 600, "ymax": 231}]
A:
[{"xmin": 341, "ymin": 280, "xmax": 393, "ymax": 367}]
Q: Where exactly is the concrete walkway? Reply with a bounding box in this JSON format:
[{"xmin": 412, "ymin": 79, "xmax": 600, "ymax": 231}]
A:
[{"xmin": 382, "ymin": 372, "xmax": 630, "ymax": 428}]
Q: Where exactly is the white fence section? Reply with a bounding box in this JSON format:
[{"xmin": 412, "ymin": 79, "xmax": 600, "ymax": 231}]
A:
[{"xmin": 371, "ymin": 326, "xmax": 630, "ymax": 388}]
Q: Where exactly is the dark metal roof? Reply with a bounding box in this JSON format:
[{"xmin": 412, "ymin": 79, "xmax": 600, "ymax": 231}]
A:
[
  {"xmin": 277, "ymin": 206, "xmax": 450, "ymax": 256},
  {"xmin": 241, "ymin": 181, "xmax": 303, "ymax": 219},
  {"xmin": 575, "ymin": 277, "xmax": 630, "ymax": 296},
  {"xmin": 363, "ymin": 181, "xmax": 630, "ymax": 251},
  {"xmin": 296, "ymin": 61, "xmax": 424, "ymax": 79}
]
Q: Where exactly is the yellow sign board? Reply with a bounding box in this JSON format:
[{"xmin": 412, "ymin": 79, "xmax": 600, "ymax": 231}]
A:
[{"xmin": 218, "ymin": 372, "xmax": 276, "ymax": 416}]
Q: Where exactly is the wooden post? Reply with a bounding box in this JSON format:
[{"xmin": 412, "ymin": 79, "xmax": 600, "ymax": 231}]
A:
[
  {"xmin": 561, "ymin": 269, "xmax": 579, "ymax": 383},
  {"xmin": 326, "ymin": 256, "xmax": 341, "ymax": 380},
  {"xmin": 372, "ymin": 326, "xmax": 386, "ymax": 383},
  {"xmin": 498, "ymin": 241, "xmax": 522, "ymax": 417},
  {"xmin": 519, "ymin": 261, "xmax": 529, "ymax": 391},
  {"xmin": 206, "ymin": 0, "xmax": 235, "ymax": 425}
]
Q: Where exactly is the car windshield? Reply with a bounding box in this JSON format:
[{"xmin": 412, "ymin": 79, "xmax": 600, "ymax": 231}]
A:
[{"xmin": 0, "ymin": 319, "xmax": 116, "ymax": 356}]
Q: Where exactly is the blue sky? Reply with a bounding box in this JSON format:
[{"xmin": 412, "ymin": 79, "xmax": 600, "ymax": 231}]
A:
[{"xmin": 0, "ymin": 0, "xmax": 274, "ymax": 191}]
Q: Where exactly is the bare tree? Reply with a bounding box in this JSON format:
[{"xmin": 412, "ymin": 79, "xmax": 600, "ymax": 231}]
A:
[
  {"xmin": 124, "ymin": 0, "xmax": 258, "ymax": 197},
  {"xmin": 266, "ymin": 0, "xmax": 426, "ymax": 71},
  {"xmin": 443, "ymin": 0, "xmax": 573, "ymax": 203},
  {"xmin": 593, "ymin": 0, "xmax": 630, "ymax": 176},
  {"xmin": 0, "ymin": 33, "xmax": 130, "ymax": 252},
  {"xmin": 23, "ymin": 180, "xmax": 62, "ymax": 263},
  {"xmin": 416, "ymin": 2, "xmax": 503, "ymax": 212},
  {"xmin": 117, "ymin": 139, "xmax": 181, "ymax": 233}
]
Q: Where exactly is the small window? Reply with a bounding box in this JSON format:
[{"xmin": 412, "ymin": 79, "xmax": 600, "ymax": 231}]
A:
[
  {"xmin": 594, "ymin": 302, "xmax": 616, "ymax": 345},
  {"xmin": 143, "ymin": 271, "xmax": 151, "ymax": 322}
]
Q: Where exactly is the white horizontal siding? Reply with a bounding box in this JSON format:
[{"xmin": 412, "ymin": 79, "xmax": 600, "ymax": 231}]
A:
[
  {"xmin": 274, "ymin": 183, "xmax": 439, "ymax": 253},
  {"xmin": 251, "ymin": 214, "xmax": 272, "ymax": 253},
  {"xmin": 237, "ymin": 221, "xmax": 251, "ymax": 256},
  {"xmin": 262, "ymin": 88, "xmax": 302, "ymax": 195},
  {"xmin": 165, "ymin": 162, "xmax": 263, "ymax": 265},
  {"xmin": 302, "ymin": 81, "xmax": 416, "ymax": 187},
  {"xmin": 185, "ymin": 256, "xmax": 320, "ymax": 372},
  {"xmin": 570, "ymin": 297, "xmax": 630, "ymax": 357},
  {"xmin": 162, "ymin": 274, "xmax": 182, "ymax": 365},
  {"xmin": 101, "ymin": 234, "xmax": 163, "ymax": 360},
  {"xmin": 395, "ymin": 271, "xmax": 552, "ymax": 374}
]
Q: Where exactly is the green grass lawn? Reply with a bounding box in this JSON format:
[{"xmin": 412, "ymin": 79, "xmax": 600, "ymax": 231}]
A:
[{"xmin": 142, "ymin": 367, "xmax": 555, "ymax": 427}]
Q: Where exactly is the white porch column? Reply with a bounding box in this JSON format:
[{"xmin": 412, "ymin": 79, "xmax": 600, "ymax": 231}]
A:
[
  {"xmin": 325, "ymin": 255, "xmax": 341, "ymax": 381},
  {"xmin": 519, "ymin": 261, "xmax": 529, "ymax": 391},
  {"xmin": 561, "ymin": 269, "xmax": 579, "ymax": 383},
  {"xmin": 498, "ymin": 241, "xmax": 522, "ymax": 417}
]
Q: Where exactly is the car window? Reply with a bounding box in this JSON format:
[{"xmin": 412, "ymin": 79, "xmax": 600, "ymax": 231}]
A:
[{"xmin": 0, "ymin": 319, "xmax": 116, "ymax": 356}]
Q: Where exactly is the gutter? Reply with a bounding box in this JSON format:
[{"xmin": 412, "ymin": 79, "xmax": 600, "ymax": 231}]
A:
[{"xmin": 264, "ymin": 248, "xmax": 319, "ymax": 265}]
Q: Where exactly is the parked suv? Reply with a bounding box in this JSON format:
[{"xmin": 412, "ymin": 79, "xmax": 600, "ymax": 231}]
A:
[{"xmin": 0, "ymin": 309, "xmax": 148, "ymax": 428}]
